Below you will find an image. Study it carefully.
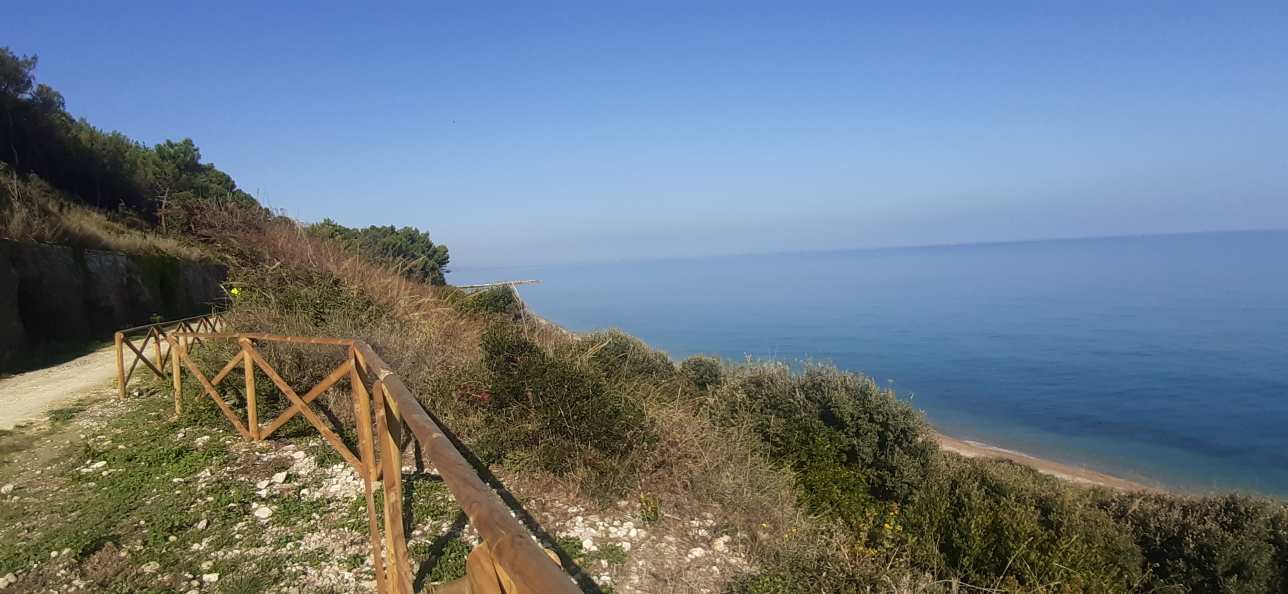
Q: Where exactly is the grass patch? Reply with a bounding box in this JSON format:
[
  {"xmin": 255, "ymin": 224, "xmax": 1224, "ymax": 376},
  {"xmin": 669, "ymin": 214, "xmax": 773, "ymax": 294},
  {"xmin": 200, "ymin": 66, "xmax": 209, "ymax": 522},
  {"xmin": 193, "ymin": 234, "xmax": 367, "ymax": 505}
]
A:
[{"xmin": 46, "ymin": 399, "xmax": 91, "ymax": 425}]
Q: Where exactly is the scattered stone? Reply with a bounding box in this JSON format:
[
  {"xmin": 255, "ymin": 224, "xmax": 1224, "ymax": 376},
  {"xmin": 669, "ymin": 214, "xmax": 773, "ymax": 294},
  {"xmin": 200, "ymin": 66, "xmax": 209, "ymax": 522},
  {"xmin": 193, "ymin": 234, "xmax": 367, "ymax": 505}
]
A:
[
  {"xmin": 141, "ymin": 561, "xmax": 161, "ymax": 574},
  {"xmin": 201, "ymin": 561, "xmax": 213, "ymax": 571},
  {"xmin": 0, "ymin": 484, "xmax": 13, "ymax": 495},
  {"xmin": 272, "ymin": 470, "xmax": 288, "ymax": 484},
  {"xmin": 253, "ymin": 506, "xmax": 274, "ymax": 520},
  {"xmin": 0, "ymin": 573, "xmax": 14, "ymax": 588},
  {"xmin": 202, "ymin": 573, "xmax": 219, "ymax": 583},
  {"xmin": 195, "ymin": 519, "xmax": 208, "ymax": 530}
]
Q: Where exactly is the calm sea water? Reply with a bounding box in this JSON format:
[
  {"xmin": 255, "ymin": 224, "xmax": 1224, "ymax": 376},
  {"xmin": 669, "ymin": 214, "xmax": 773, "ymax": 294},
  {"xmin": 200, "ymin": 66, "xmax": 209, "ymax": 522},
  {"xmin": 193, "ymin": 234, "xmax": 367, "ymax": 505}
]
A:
[{"xmin": 455, "ymin": 231, "xmax": 1288, "ymax": 496}]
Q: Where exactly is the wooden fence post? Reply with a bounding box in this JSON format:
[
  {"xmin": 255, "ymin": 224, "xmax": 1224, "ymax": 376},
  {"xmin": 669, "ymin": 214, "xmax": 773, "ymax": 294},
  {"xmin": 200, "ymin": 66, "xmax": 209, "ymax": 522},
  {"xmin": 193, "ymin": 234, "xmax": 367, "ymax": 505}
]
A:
[
  {"xmin": 353, "ymin": 360, "xmax": 389, "ymax": 594},
  {"xmin": 241, "ymin": 338, "xmax": 259, "ymax": 440},
  {"xmin": 170, "ymin": 336, "xmax": 182, "ymax": 416},
  {"xmin": 115, "ymin": 332, "xmax": 126, "ymax": 400},
  {"xmin": 375, "ymin": 382, "xmax": 413, "ymax": 594},
  {"xmin": 152, "ymin": 328, "xmax": 164, "ymax": 374}
]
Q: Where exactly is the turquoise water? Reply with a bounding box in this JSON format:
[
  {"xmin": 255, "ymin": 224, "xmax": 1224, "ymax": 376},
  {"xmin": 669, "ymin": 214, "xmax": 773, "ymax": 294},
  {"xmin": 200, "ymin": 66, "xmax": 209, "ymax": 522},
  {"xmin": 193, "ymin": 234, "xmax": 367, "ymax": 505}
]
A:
[{"xmin": 455, "ymin": 231, "xmax": 1288, "ymax": 496}]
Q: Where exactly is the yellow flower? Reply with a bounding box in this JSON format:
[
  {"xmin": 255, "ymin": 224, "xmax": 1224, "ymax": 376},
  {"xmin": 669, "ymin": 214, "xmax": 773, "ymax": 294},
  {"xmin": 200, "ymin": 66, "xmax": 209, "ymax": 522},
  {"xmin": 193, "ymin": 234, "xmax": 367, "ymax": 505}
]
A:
[{"xmin": 230, "ymin": 287, "xmax": 242, "ymax": 298}]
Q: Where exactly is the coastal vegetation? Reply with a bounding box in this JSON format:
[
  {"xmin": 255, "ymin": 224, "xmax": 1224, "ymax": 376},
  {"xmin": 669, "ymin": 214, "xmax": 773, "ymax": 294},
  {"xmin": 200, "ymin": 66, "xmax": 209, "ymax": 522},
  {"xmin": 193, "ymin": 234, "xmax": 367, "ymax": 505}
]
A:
[
  {"xmin": 3, "ymin": 44, "xmax": 1286, "ymax": 593},
  {"xmin": 215, "ymin": 211, "xmax": 1288, "ymax": 592}
]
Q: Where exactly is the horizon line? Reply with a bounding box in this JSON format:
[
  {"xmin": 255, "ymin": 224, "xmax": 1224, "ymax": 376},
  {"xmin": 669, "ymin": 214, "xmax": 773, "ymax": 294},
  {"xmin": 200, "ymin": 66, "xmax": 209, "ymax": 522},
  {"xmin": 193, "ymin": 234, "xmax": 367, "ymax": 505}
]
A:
[{"xmin": 452, "ymin": 226, "xmax": 1288, "ymax": 273}]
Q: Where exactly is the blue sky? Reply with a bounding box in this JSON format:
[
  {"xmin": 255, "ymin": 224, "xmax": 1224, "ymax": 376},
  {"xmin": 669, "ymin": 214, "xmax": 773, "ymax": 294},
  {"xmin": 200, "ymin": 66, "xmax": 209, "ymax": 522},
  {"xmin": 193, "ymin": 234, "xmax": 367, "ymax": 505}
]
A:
[{"xmin": 8, "ymin": 2, "xmax": 1288, "ymax": 267}]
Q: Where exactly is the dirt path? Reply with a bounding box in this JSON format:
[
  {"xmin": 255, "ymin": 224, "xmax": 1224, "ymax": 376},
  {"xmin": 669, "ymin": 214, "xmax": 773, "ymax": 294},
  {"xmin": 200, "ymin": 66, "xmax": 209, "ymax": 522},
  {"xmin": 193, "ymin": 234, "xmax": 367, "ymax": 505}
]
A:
[{"xmin": 0, "ymin": 344, "xmax": 124, "ymax": 430}]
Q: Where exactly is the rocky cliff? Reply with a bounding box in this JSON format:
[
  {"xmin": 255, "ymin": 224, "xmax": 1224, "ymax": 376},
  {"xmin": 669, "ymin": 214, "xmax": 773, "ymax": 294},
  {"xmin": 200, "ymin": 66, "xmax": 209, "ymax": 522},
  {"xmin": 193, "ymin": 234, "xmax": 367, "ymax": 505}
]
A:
[{"xmin": 0, "ymin": 240, "xmax": 226, "ymax": 371}]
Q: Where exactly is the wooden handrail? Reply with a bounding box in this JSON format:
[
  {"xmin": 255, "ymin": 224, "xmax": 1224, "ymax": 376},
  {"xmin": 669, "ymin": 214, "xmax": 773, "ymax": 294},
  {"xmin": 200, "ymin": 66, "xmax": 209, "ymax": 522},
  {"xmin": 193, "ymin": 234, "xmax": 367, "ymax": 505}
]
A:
[
  {"xmin": 143, "ymin": 327, "xmax": 576, "ymax": 594},
  {"xmin": 168, "ymin": 331, "xmax": 354, "ymax": 346},
  {"xmin": 355, "ymin": 343, "xmax": 579, "ymax": 594},
  {"xmin": 116, "ymin": 312, "xmax": 220, "ymax": 336},
  {"xmin": 115, "ymin": 311, "xmax": 226, "ymax": 399}
]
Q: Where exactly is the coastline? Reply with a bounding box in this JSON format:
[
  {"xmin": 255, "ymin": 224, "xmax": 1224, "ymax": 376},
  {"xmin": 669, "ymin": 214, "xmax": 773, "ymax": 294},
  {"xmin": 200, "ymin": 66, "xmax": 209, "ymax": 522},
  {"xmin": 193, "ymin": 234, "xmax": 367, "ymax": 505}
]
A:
[
  {"xmin": 514, "ymin": 301, "xmax": 1163, "ymax": 494},
  {"xmin": 933, "ymin": 431, "xmax": 1158, "ymax": 492}
]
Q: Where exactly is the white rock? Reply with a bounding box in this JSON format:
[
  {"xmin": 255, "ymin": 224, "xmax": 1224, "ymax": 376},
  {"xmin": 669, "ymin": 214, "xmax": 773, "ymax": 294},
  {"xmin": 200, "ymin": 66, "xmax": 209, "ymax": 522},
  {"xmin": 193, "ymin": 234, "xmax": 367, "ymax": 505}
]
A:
[
  {"xmin": 90, "ymin": 461, "xmax": 107, "ymax": 469},
  {"xmin": 271, "ymin": 471, "xmax": 288, "ymax": 484},
  {"xmin": 686, "ymin": 547, "xmax": 707, "ymax": 560},
  {"xmin": 201, "ymin": 561, "xmax": 213, "ymax": 570},
  {"xmin": 142, "ymin": 561, "xmax": 161, "ymax": 574},
  {"xmin": 0, "ymin": 573, "xmax": 14, "ymax": 588},
  {"xmin": 195, "ymin": 519, "xmax": 208, "ymax": 530},
  {"xmin": 0, "ymin": 484, "xmax": 13, "ymax": 495},
  {"xmin": 255, "ymin": 479, "xmax": 270, "ymax": 489},
  {"xmin": 253, "ymin": 507, "xmax": 273, "ymax": 520},
  {"xmin": 202, "ymin": 573, "xmax": 219, "ymax": 583}
]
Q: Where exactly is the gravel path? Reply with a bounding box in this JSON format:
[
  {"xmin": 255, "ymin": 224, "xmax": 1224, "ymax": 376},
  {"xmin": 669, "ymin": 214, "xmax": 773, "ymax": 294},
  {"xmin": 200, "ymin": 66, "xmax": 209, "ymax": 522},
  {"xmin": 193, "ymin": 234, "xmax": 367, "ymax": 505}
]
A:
[{"xmin": 0, "ymin": 344, "xmax": 122, "ymax": 430}]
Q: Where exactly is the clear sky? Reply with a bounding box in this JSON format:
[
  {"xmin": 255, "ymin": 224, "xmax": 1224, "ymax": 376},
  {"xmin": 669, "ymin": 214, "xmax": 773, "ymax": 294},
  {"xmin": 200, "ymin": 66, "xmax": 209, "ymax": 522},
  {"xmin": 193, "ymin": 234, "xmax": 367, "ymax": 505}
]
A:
[{"xmin": 7, "ymin": 2, "xmax": 1288, "ymax": 267}]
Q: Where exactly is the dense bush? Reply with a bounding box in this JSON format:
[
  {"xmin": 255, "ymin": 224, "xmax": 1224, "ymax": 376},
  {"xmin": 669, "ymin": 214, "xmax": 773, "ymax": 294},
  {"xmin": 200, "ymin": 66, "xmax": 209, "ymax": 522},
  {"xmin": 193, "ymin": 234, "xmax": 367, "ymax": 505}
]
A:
[
  {"xmin": 903, "ymin": 458, "xmax": 1143, "ymax": 592},
  {"xmin": 1098, "ymin": 493, "xmax": 1287, "ymax": 593},
  {"xmin": 577, "ymin": 330, "xmax": 676, "ymax": 383},
  {"xmin": 718, "ymin": 363, "xmax": 936, "ymax": 505},
  {"xmin": 479, "ymin": 323, "xmax": 650, "ymax": 485},
  {"xmin": 453, "ymin": 285, "xmax": 523, "ymax": 318},
  {"xmin": 711, "ymin": 361, "xmax": 1288, "ymax": 592},
  {"xmin": 232, "ymin": 265, "xmax": 378, "ymax": 329},
  {"xmin": 680, "ymin": 355, "xmax": 723, "ymax": 391}
]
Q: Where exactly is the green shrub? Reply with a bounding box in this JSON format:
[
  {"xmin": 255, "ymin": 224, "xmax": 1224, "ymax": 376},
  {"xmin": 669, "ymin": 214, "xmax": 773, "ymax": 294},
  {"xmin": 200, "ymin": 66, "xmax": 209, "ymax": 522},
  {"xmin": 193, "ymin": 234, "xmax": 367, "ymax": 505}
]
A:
[
  {"xmin": 1270, "ymin": 506, "xmax": 1288, "ymax": 593},
  {"xmin": 453, "ymin": 285, "xmax": 522, "ymax": 318},
  {"xmin": 680, "ymin": 355, "xmax": 723, "ymax": 391},
  {"xmin": 479, "ymin": 323, "xmax": 649, "ymax": 485},
  {"xmin": 717, "ymin": 363, "xmax": 936, "ymax": 504},
  {"xmin": 577, "ymin": 330, "xmax": 676, "ymax": 383},
  {"xmin": 1098, "ymin": 493, "xmax": 1284, "ymax": 593},
  {"xmin": 730, "ymin": 550, "xmax": 892, "ymax": 594},
  {"xmin": 904, "ymin": 457, "xmax": 1143, "ymax": 592},
  {"xmin": 233, "ymin": 265, "xmax": 377, "ymax": 328}
]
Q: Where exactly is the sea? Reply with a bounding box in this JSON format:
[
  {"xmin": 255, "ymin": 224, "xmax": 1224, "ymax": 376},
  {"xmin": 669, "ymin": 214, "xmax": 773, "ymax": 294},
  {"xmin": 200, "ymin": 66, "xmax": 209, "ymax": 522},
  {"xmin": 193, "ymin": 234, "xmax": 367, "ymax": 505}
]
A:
[{"xmin": 454, "ymin": 230, "xmax": 1288, "ymax": 497}]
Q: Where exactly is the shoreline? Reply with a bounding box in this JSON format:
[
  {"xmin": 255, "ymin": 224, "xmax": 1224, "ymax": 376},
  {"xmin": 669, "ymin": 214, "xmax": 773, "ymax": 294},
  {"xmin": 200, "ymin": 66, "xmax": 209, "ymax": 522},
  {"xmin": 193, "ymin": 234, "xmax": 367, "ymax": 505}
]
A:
[
  {"xmin": 515, "ymin": 302, "xmax": 1163, "ymax": 494},
  {"xmin": 933, "ymin": 431, "xmax": 1159, "ymax": 492}
]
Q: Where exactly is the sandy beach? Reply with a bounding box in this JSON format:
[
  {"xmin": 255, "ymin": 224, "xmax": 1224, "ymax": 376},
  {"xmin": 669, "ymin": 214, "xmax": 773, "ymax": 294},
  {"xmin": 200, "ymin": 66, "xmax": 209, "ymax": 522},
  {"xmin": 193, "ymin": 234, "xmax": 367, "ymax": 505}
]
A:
[{"xmin": 934, "ymin": 431, "xmax": 1159, "ymax": 492}]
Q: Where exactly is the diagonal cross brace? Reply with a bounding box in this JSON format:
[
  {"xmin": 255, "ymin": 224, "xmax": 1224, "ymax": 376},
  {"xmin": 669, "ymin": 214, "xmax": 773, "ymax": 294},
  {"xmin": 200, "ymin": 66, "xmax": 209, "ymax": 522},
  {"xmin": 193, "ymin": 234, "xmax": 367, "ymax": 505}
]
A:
[{"xmin": 241, "ymin": 342, "xmax": 366, "ymax": 478}]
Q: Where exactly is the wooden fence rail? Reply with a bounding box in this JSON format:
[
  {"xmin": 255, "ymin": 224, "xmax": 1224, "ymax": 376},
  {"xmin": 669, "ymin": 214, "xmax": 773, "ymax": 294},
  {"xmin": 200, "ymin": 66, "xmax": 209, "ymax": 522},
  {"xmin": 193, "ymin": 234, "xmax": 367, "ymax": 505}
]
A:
[
  {"xmin": 113, "ymin": 312, "xmax": 226, "ymax": 400},
  {"xmin": 158, "ymin": 329, "xmax": 577, "ymax": 594}
]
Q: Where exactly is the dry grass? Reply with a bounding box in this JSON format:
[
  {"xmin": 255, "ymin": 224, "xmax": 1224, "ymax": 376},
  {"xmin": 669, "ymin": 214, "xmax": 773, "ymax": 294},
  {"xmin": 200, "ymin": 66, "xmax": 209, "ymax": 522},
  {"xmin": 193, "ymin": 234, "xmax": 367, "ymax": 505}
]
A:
[
  {"xmin": 194, "ymin": 202, "xmax": 486, "ymax": 435},
  {"xmin": 0, "ymin": 165, "xmax": 211, "ymax": 260}
]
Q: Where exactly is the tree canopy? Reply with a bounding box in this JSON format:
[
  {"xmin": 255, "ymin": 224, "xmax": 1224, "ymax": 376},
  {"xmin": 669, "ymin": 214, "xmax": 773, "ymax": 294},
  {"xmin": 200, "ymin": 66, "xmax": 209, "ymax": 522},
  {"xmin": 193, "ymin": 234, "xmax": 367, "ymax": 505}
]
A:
[
  {"xmin": 309, "ymin": 219, "xmax": 450, "ymax": 285},
  {"xmin": 0, "ymin": 47, "xmax": 259, "ymax": 228},
  {"xmin": 1, "ymin": 46, "xmax": 450, "ymax": 284}
]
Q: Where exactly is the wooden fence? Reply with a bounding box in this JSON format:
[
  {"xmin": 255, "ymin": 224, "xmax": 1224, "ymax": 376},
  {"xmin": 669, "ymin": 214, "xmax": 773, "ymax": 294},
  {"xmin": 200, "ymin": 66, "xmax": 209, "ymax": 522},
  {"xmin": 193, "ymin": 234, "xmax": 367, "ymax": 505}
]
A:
[
  {"xmin": 153, "ymin": 328, "xmax": 577, "ymax": 594},
  {"xmin": 113, "ymin": 312, "xmax": 226, "ymax": 400}
]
